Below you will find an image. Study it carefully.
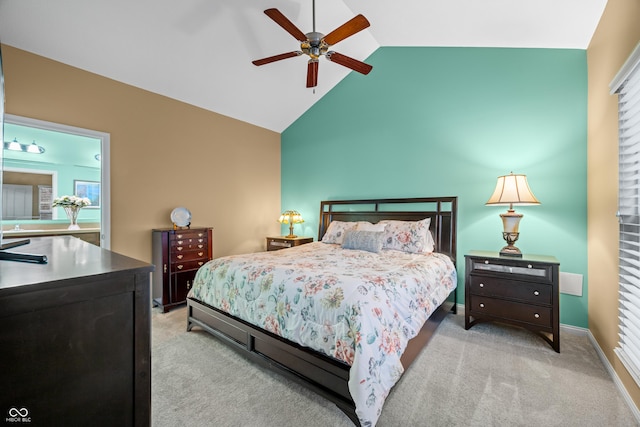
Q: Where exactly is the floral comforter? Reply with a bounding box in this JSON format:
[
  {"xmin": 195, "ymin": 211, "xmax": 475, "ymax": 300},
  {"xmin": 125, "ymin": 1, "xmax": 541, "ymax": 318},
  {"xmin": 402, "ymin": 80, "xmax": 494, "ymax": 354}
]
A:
[{"xmin": 189, "ymin": 242, "xmax": 457, "ymax": 426}]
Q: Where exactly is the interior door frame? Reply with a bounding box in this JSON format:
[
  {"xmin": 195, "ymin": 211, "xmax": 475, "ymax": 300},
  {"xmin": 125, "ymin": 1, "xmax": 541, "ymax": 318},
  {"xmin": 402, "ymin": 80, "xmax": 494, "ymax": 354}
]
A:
[{"xmin": 4, "ymin": 114, "xmax": 111, "ymax": 249}]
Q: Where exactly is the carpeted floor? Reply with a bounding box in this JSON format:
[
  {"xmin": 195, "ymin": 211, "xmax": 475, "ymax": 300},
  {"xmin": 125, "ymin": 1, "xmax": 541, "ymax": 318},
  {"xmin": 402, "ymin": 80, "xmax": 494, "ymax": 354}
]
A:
[{"xmin": 151, "ymin": 306, "xmax": 639, "ymax": 426}]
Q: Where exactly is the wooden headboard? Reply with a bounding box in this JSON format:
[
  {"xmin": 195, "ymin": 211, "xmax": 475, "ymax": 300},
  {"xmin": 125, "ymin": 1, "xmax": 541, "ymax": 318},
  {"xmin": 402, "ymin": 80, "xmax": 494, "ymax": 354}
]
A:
[{"xmin": 318, "ymin": 197, "xmax": 458, "ymax": 264}]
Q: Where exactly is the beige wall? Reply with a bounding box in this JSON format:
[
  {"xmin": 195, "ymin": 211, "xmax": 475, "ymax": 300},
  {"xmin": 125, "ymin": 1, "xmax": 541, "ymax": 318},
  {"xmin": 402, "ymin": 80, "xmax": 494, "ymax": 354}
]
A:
[
  {"xmin": 2, "ymin": 45, "xmax": 281, "ymax": 263},
  {"xmin": 588, "ymin": 0, "xmax": 640, "ymax": 406}
]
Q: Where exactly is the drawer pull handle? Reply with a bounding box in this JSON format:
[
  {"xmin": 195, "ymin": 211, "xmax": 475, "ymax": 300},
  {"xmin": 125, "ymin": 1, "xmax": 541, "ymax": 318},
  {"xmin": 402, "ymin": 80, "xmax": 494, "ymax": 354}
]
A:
[
  {"xmin": 177, "ymin": 264, "xmax": 184, "ymax": 270},
  {"xmin": 198, "ymin": 252, "xmax": 204, "ymax": 257},
  {"xmin": 198, "ymin": 245, "xmax": 204, "ymax": 249},
  {"xmin": 528, "ymin": 264, "xmax": 533, "ymax": 269},
  {"xmin": 479, "ymin": 283, "xmax": 484, "ymax": 287},
  {"xmin": 187, "ymin": 280, "xmax": 191, "ymax": 289},
  {"xmin": 177, "ymin": 246, "xmax": 183, "ymax": 251},
  {"xmin": 177, "ymin": 254, "xmax": 183, "ymax": 260},
  {"xmin": 534, "ymin": 290, "xmax": 540, "ymax": 296},
  {"xmin": 484, "ymin": 260, "xmax": 489, "ymax": 264},
  {"xmin": 479, "ymin": 303, "xmax": 485, "ymax": 308},
  {"xmin": 534, "ymin": 313, "xmax": 540, "ymax": 319},
  {"xmin": 177, "ymin": 234, "xmax": 183, "ymax": 239},
  {"xmin": 163, "ymin": 264, "xmax": 167, "ymax": 273},
  {"xmin": 178, "ymin": 240, "xmax": 183, "ymax": 245},
  {"xmin": 198, "ymin": 261, "xmax": 204, "ymax": 266},
  {"xmin": 198, "ymin": 239, "xmax": 204, "ymax": 243}
]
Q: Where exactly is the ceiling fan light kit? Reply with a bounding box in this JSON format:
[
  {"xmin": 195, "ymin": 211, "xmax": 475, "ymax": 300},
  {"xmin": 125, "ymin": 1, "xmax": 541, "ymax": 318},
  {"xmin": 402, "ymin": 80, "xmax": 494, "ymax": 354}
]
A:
[{"xmin": 252, "ymin": 2, "xmax": 373, "ymax": 88}]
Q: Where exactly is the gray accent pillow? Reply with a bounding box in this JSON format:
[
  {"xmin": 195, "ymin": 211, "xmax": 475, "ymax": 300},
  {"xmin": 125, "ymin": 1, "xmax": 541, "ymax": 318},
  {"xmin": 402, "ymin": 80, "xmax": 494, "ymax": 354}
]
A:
[{"xmin": 341, "ymin": 230, "xmax": 384, "ymax": 253}]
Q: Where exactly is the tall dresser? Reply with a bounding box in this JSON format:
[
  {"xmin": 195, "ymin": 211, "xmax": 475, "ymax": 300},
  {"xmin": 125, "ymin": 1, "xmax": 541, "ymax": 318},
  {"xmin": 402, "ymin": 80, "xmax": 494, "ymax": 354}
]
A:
[
  {"xmin": 0, "ymin": 236, "xmax": 153, "ymax": 426},
  {"xmin": 152, "ymin": 227, "xmax": 213, "ymax": 312}
]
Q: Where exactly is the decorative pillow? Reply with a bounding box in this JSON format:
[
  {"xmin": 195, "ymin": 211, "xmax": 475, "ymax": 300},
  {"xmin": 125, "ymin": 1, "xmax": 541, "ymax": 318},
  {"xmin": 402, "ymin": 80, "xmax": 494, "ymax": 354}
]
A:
[
  {"xmin": 355, "ymin": 222, "xmax": 387, "ymax": 232},
  {"xmin": 379, "ymin": 218, "xmax": 434, "ymax": 254},
  {"xmin": 341, "ymin": 230, "xmax": 384, "ymax": 253},
  {"xmin": 321, "ymin": 221, "xmax": 359, "ymax": 244}
]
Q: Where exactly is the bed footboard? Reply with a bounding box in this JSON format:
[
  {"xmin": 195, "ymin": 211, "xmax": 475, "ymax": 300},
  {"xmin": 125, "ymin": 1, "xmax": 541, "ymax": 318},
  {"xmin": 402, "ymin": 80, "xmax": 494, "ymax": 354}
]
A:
[
  {"xmin": 186, "ymin": 297, "xmax": 359, "ymax": 424},
  {"xmin": 187, "ymin": 294, "xmax": 454, "ymax": 425}
]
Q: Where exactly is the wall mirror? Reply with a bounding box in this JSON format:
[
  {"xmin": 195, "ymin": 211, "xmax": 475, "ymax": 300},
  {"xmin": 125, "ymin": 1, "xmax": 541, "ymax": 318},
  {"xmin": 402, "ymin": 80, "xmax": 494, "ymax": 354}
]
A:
[{"xmin": 2, "ymin": 114, "xmax": 111, "ymax": 248}]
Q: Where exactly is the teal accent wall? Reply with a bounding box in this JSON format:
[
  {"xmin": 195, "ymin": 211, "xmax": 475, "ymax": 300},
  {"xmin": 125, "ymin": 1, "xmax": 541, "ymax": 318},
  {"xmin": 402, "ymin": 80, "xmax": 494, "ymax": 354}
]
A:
[{"xmin": 281, "ymin": 47, "xmax": 588, "ymax": 328}]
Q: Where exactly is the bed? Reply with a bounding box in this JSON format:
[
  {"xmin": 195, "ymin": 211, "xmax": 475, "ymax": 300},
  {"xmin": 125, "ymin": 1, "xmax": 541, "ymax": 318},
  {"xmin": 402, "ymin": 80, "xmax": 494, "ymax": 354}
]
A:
[{"xmin": 186, "ymin": 197, "xmax": 458, "ymax": 426}]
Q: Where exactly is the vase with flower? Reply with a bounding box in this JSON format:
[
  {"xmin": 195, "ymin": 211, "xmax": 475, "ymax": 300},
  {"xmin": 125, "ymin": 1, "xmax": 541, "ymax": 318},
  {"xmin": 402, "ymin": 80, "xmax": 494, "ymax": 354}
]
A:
[{"xmin": 52, "ymin": 195, "xmax": 92, "ymax": 230}]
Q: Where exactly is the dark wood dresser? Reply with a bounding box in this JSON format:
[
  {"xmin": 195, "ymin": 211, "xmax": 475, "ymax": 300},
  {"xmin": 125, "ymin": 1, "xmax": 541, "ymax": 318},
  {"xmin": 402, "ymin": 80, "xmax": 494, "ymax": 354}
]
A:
[
  {"xmin": 266, "ymin": 235, "xmax": 313, "ymax": 251},
  {"xmin": 152, "ymin": 227, "xmax": 213, "ymax": 312},
  {"xmin": 0, "ymin": 236, "xmax": 154, "ymax": 426},
  {"xmin": 465, "ymin": 250, "xmax": 560, "ymax": 352}
]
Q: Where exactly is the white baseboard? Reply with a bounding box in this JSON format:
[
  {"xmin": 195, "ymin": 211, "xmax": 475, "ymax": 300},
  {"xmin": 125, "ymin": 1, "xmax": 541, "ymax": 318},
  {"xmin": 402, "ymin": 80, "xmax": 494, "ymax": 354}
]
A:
[
  {"xmin": 454, "ymin": 302, "xmax": 640, "ymax": 423},
  {"xmin": 587, "ymin": 330, "xmax": 640, "ymax": 424}
]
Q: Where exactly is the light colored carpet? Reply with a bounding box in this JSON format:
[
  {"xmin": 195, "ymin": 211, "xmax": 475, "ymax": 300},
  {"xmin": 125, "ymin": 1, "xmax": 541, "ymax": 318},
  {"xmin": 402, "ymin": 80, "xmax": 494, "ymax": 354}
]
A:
[{"xmin": 151, "ymin": 306, "xmax": 638, "ymax": 426}]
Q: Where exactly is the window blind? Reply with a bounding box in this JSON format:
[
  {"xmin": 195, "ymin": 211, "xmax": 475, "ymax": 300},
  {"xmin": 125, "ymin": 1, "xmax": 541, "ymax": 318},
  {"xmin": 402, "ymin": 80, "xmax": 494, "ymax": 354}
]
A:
[{"xmin": 613, "ymin": 42, "xmax": 640, "ymax": 387}]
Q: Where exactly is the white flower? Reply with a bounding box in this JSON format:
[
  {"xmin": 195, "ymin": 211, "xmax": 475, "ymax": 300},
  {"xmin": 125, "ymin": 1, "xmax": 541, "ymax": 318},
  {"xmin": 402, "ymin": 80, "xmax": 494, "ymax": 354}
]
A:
[{"xmin": 52, "ymin": 195, "xmax": 92, "ymax": 208}]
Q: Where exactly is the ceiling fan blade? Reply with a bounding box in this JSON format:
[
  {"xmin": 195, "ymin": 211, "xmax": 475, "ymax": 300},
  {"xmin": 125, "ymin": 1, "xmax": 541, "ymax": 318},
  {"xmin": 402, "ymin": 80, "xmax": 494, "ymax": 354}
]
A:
[
  {"xmin": 323, "ymin": 14, "xmax": 370, "ymax": 46},
  {"xmin": 326, "ymin": 51, "xmax": 372, "ymax": 75},
  {"xmin": 252, "ymin": 51, "xmax": 301, "ymax": 66},
  {"xmin": 306, "ymin": 60, "xmax": 319, "ymax": 88},
  {"xmin": 264, "ymin": 8, "xmax": 307, "ymax": 42}
]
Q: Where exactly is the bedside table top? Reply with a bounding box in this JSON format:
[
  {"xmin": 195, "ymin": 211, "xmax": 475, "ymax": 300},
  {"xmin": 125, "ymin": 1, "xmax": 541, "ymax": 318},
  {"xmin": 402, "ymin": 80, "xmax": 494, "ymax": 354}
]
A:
[
  {"xmin": 466, "ymin": 250, "xmax": 559, "ymax": 264},
  {"xmin": 267, "ymin": 236, "xmax": 314, "ymax": 241}
]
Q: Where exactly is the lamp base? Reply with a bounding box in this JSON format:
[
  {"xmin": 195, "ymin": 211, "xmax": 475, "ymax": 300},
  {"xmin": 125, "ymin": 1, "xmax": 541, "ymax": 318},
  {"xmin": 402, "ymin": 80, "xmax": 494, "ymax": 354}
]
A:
[
  {"xmin": 285, "ymin": 234, "xmax": 297, "ymax": 238},
  {"xmin": 499, "ymin": 245, "xmax": 523, "ymax": 257},
  {"xmin": 499, "ymin": 231, "xmax": 522, "ymax": 257}
]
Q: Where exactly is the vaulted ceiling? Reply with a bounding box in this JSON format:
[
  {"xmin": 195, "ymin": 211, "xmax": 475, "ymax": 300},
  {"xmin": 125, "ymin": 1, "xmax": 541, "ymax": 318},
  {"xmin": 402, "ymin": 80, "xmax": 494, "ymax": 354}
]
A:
[{"xmin": 0, "ymin": 0, "xmax": 607, "ymax": 133}]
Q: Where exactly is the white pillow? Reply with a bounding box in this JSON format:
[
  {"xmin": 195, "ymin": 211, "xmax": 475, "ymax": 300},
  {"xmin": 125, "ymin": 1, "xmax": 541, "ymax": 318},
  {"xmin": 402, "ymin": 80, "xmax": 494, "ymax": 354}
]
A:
[
  {"xmin": 321, "ymin": 221, "xmax": 359, "ymax": 244},
  {"xmin": 356, "ymin": 222, "xmax": 387, "ymax": 232},
  {"xmin": 379, "ymin": 218, "xmax": 434, "ymax": 254}
]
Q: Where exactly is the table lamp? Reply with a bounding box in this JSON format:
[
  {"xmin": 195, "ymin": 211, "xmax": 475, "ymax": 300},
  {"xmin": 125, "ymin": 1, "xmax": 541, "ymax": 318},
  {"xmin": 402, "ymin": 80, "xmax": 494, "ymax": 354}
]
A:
[
  {"xmin": 279, "ymin": 210, "xmax": 304, "ymax": 238},
  {"xmin": 485, "ymin": 172, "xmax": 540, "ymax": 257}
]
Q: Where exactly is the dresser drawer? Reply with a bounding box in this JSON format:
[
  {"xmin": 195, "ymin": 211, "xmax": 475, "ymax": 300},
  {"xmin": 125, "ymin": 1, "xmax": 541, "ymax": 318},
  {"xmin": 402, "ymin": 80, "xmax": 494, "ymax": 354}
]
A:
[
  {"xmin": 171, "ymin": 248, "xmax": 207, "ymax": 262},
  {"xmin": 468, "ymin": 275, "xmax": 552, "ymax": 305},
  {"xmin": 171, "ymin": 230, "xmax": 208, "ymax": 240},
  {"xmin": 171, "ymin": 259, "xmax": 207, "ymax": 272},
  {"xmin": 468, "ymin": 257, "xmax": 555, "ymax": 284},
  {"xmin": 469, "ymin": 296, "xmax": 552, "ymax": 328},
  {"xmin": 171, "ymin": 239, "xmax": 207, "ymax": 251}
]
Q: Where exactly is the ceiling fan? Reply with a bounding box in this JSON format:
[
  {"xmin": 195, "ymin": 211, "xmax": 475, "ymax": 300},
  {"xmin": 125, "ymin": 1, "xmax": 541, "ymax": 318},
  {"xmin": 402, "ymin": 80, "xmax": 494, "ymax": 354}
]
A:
[{"xmin": 251, "ymin": 1, "xmax": 373, "ymax": 88}]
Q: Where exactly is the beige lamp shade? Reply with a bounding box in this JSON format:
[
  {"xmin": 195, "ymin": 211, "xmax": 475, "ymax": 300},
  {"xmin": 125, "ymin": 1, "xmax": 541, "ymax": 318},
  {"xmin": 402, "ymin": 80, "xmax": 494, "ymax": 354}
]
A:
[
  {"xmin": 486, "ymin": 173, "xmax": 540, "ymax": 208},
  {"xmin": 486, "ymin": 172, "xmax": 540, "ymax": 256}
]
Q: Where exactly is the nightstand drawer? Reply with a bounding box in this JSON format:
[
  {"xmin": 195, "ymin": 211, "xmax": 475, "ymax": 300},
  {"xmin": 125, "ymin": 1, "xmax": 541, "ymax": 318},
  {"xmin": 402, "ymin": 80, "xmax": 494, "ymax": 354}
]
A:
[
  {"xmin": 468, "ymin": 257, "xmax": 555, "ymax": 284},
  {"xmin": 268, "ymin": 239, "xmax": 293, "ymax": 249},
  {"xmin": 266, "ymin": 236, "xmax": 313, "ymax": 251},
  {"xmin": 468, "ymin": 276, "xmax": 552, "ymax": 305},
  {"xmin": 469, "ymin": 296, "xmax": 552, "ymax": 328}
]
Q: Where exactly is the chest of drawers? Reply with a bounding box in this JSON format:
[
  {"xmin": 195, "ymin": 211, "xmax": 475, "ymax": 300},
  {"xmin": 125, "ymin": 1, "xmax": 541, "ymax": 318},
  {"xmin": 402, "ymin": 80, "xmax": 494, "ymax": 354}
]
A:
[
  {"xmin": 152, "ymin": 227, "xmax": 213, "ymax": 312},
  {"xmin": 464, "ymin": 250, "xmax": 560, "ymax": 352}
]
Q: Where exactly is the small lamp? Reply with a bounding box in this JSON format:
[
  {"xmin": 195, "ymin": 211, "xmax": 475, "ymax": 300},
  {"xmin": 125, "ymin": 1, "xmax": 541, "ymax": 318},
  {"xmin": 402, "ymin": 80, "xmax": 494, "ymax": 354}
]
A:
[
  {"xmin": 485, "ymin": 172, "xmax": 540, "ymax": 257},
  {"xmin": 279, "ymin": 210, "xmax": 304, "ymax": 238}
]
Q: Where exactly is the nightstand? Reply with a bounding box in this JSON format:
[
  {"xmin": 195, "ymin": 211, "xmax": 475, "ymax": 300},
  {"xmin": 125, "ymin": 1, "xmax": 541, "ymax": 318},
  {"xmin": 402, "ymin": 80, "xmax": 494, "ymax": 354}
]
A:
[
  {"xmin": 266, "ymin": 236, "xmax": 313, "ymax": 251},
  {"xmin": 465, "ymin": 250, "xmax": 560, "ymax": 352}
]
